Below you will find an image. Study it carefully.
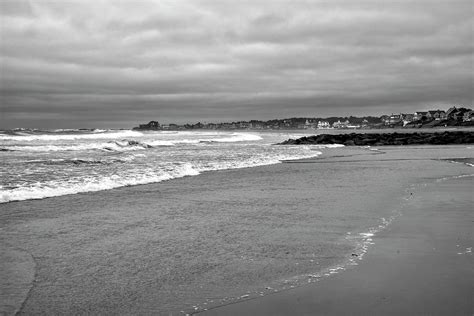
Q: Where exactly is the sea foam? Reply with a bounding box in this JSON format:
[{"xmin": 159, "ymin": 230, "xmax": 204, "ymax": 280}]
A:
[
  {"xmin": 0, "ymin": 130, "xmax": 143, "ymax": 141},
  {"xmin": 0, "ymin": 163, "xmax": 201, "ymax": 203},
  {"xmin": 2, "ymin": 140, "xmax": 152, "ymax": 152}
]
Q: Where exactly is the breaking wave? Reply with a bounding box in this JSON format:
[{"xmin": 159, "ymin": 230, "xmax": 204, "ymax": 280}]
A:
[
  {"xmin": 145, "ymin": 133, "xmax": 262, "ymax": 146},
  {"xmin": 1, "ymin": 140, "xmax": 154, "ymax": 152},
  {"xmin": 0, "ymin": 130, "xmax": 143, "ymax": 141},
  {"xmin": 1, "ymin": 132, "xmax": 263, "ymax": 152},
  {"xmin": 0, "ymin": 163, "xmax": 201, "ymax": 203},
  {"xmin": 0, "ymin": 149, "xmax": 321, "ymax": 203},
  {"xmin": 0, "ymin": 130, "xmax": 323, "ymax": 203},
  {"xmin": 22, "ymin": 156, "xmax": 138, "ymax": 165},
  {"xmin": 205, "ymin": 133, "xmax": 262, "ymax": 143}
]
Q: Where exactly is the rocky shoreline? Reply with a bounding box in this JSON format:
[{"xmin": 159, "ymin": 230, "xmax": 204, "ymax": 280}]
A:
[{"xmin": 279, "ymin": 131, "xmax": 474, "ymax": 146}]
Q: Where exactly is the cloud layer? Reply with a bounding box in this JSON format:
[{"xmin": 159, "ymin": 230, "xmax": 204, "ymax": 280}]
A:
[{"xmin": 1, "ymin": 0, "xmax": 472, "ymax": 128}]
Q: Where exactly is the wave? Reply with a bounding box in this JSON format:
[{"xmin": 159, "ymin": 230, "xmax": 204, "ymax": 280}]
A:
[
  {"xmin": 0, "ymin": 128, "xmax": 107, "ymax": 134},
  {"xmin": 310, "ymin": 144, "xmax": 345, "ymax": 148},
  {"xmin": 0, "ymin": 150, "xmax": 321, "ymax": 203},
  {"xmin": 206, "ymin": 133, "xmax": 262, "ymax": 143},
  {"xmin": 441, "ymin": 158, "xmax": 474, "ymax": 167},
  {"xmin": 0, "ymin": 163, "xmax": 201, "ymax": 203},
  {"xmin": 0, "ymin": 130, "xmax": 143, "ymax": 141},
  {"xmin": 145, "ymin": 133, "xmax": 262, "ymax": 146},
  {"xmin": 20, "ymin": 154, "xmax": 142, "ymax": 165},
  {"xmin": 27, "ymin": 157, "xmax": 135, "ymax": 165},
  {"xmin": 102, "ymin": 140, "xmax": 153, "ymax": 151},
  {"xmin": 0, "ymin": 132, "xmax": 262, "ymax": 152},
  {"xmin": 2, "ymin": 140, "xmax": 154, "ymax": 152}
]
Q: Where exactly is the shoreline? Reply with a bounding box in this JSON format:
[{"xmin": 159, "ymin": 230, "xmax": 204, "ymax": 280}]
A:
[
  {"xmin": 200, "ymin": 172, "xmax": 474, "ymax": 315},
  {"xmin": 1, "ymin": 145, "xmax": 472, "ymax": 315},
  {"xmin": 192, "ymin": 145, "xmax": 474, "ymax": 314}
]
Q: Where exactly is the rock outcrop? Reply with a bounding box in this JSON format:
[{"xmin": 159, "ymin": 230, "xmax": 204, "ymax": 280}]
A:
[{"xmin": 279, "ymin": 131, "xmax": 474, "ymax": 146}]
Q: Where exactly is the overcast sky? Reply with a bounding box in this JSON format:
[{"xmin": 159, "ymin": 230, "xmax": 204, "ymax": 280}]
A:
[{"xmin": 1, "ymin": 0, "xmax": 472, "ymax": 128}]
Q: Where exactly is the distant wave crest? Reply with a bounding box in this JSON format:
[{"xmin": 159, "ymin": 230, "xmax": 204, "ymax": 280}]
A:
[
  {"xmin": 1, "ymin": 132, "xmax": 263, "ymax": 152},
  {"xmin": 1, "ymin": 139, "xmax": 154, "ymax": 152},
  {"xmin": 0, "ymin": 130, "xmax": 143, "ymax": 141}
]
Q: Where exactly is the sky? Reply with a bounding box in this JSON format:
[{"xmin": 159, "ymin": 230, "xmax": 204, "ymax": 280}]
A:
[{"xmin": 1, "ymin": 0, "xmax": 473, "ymax": 129}]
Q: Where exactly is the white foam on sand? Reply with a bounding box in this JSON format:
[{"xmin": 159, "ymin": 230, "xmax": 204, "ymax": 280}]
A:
[
  {"xmin": 0, "ymin": 163, "xmax": 201, "ymax": 203},
  {"xmin": 344, "ymin": 215, "xmax": 398, "ymax": 266}
]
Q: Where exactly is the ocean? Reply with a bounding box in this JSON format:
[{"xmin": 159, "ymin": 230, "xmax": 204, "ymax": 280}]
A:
[{"xmin": 0, "ymin": 129, "xmax": 329, "ymax": 203}]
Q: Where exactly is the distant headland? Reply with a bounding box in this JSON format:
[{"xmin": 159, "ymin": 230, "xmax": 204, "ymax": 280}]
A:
[{"xmin": 133, "ymin": 106, "xmax": 473, "ymax": 131}]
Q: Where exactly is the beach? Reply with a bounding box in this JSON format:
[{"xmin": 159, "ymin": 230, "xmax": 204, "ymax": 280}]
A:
[
  {"xmin": 3, "ymin": 0, "xmax": 473, "ymax": 313},
  {"xmin": 1, "ymin": 144, "xmax": 473, "ymax": 315},
  {"xmin": 202, "ymin": 164, "xmax": 474, "ymax": 315}
]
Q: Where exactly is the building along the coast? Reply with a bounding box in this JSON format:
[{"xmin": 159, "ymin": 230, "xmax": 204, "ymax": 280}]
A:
[
  {"xmin": 317, "ymin": 120, "xmax": 332, "ymax": 129},
  {"xmin": 413, "ymin": 111, "xmax": 428, "ymax": 121},
  {"xmin": 304, "ymin": 119, "xmax": 317, "ymax": 129},
  {"xmin": 381, "ymin": 114, "xmax": 403, "ymax": 126},
  {"xmin": 446, "ymin": 107, "xmax": 458, "ymax": 119},
  {"xmin": 401, "ymin": 114, "xmax": 415, "ymax": 126},
  {"xmin": 361, "ymin": 119, "xmax": 369, "ymax": 128},
  {"xmin": 463, "ymin": 110, "xmax": 473, "ymax": 122},
  {"xmin": 332, "ymin": 119, "xmax": 350, "ymax": 128},
  {"xmin": 427, "ymin": 110, "xmax": 446, "ymax": 120}
]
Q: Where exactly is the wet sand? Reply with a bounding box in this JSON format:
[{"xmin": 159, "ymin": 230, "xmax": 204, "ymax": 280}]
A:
[
  {"xmin": 202, "ymin": 174, "xmax": 474, "ymax": 315},
  {"xmin": 1, "ymin": 145, "xmax": 473, "ymax": 315}
]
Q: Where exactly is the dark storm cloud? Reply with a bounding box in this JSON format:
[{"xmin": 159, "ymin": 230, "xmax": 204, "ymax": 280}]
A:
[{"xmin": 0, "ymin": 0, "xmax": 472, "ymax": 128}]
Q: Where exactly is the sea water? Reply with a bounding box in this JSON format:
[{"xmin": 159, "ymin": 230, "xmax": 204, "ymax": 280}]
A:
[{"xmin": 0, "ymin": 129, "xmax": 326, "ymax": 203}]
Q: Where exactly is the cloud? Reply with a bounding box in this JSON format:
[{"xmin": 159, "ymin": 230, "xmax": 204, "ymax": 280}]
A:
[{"xmin": 1, "ymin": 0, "xmax": 472, "ymax": 128}]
